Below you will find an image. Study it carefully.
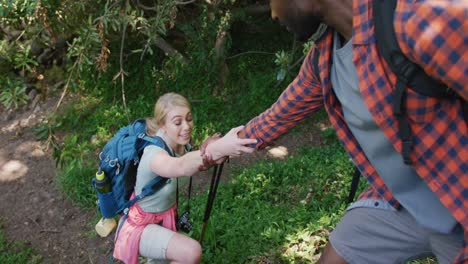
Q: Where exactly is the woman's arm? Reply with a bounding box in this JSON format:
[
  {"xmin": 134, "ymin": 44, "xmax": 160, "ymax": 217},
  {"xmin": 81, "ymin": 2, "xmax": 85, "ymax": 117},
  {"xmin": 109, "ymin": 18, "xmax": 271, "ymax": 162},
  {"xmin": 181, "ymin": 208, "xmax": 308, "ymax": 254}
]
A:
[
  {"xmin": 149, "ymin": 126, "xmax": 257, "ymax": 178},
  {"xmin": 149, "ymin": 149, "xmax": 206, "ymax": 178}
]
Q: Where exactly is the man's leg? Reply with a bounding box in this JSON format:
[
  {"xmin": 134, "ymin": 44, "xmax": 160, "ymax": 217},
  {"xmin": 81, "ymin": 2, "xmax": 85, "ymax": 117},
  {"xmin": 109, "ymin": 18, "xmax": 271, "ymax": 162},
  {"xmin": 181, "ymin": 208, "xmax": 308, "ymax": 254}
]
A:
[
  {"xmin": 318, "ymin": 243, "xmax": 347, "ymax": 264},
  {"xmin": 320, "ymin": 206, "xmax": 434, "ymax": 264},
  {"xmin": 429, "ymin": 225, "xmax": 463, "ymax": 264}
]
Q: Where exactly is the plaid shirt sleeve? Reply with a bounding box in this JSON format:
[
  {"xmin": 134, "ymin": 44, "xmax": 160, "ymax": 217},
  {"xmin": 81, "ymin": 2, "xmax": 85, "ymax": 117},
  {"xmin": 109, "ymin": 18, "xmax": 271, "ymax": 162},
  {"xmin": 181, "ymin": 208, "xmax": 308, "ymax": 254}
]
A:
[
  {"xmin": 243, "ymin": 47, "xmax": 324, "ymax": 148},
  {"xmin": 395, "ymin": 0, "xmax": 468, "ymax": 100}
]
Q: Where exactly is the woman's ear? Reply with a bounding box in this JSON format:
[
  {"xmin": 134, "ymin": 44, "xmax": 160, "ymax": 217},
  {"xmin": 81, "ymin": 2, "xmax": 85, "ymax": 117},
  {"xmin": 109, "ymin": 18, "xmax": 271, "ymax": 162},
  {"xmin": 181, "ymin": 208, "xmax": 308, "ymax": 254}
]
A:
[{"xmin": 159, "ymin": 124, "xmax": 166, "ymax": 134}]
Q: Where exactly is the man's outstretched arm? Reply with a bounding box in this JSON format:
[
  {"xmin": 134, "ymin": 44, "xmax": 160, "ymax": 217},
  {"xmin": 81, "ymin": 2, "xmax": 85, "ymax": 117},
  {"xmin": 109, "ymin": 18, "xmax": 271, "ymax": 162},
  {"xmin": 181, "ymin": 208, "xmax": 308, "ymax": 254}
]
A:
[{"xmin": 238, "ymin": 48, "xmax": 325, "ymax": 148}]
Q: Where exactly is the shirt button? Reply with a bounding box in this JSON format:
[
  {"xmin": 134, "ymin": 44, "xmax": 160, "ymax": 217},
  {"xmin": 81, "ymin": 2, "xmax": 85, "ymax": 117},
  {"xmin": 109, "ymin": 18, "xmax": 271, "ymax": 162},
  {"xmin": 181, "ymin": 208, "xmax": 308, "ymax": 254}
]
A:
[{"xmin": 374, "ymin": 202, "xmax": 379, "ymax": 206}]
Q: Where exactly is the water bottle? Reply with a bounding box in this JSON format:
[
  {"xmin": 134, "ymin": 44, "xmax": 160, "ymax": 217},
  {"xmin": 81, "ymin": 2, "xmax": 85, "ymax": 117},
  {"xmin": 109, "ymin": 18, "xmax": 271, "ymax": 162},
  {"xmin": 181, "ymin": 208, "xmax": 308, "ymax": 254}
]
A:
[
  {"xmin": 95, "ymin": 167, "xmax": 111, "ymax": 193},
  {"xmin": 94, "ymin": 168, "xmax": 116, "ymax": 237}
]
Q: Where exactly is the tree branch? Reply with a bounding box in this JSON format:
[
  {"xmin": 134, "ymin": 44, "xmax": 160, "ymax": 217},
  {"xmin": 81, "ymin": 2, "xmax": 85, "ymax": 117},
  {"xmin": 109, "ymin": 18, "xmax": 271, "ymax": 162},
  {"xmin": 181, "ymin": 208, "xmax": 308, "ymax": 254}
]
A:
[
  {"xmin": 118, "ymin": 7, "xmax": 130, "ymax": 123},
  {"xmin": 175, "ymin": 0, "xmax": 196, "ymax": 5},
  {"xmin": 135, "ymin": 0, "xmax": 158, "ymax": 11},
  {"xmin": 154, "ymin": 36, "xmax": 188, "ymax": 64},
  {"xmin": 226, "ymin": 51, "xmax": 274, "ymax": 60}
]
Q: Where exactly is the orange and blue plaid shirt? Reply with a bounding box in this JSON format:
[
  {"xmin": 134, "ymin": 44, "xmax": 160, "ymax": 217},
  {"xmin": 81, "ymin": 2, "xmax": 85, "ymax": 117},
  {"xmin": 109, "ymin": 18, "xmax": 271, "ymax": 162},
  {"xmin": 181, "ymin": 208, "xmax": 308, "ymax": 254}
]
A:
[{"xmin": 243, "ymin": 0, "xmax": 467, "ymax": 262}]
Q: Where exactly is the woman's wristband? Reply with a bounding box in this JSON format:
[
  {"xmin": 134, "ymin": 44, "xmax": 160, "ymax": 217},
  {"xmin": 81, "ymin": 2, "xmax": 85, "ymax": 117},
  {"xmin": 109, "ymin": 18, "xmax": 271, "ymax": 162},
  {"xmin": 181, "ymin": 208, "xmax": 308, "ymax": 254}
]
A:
[{"xmin": 198, "ymin": 134, "xmax": 221, "ymax": 171}]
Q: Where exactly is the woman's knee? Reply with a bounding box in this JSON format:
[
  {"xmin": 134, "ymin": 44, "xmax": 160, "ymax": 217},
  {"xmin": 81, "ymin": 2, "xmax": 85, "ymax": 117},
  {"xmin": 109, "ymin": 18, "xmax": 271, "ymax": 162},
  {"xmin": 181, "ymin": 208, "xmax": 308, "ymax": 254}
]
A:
[
  {"xmin": 184, "ymin": 240, "xmax": 202, "ymax": 263},
  {"xmin": 167, "ymin": 234, "xmax": 202, "ymax": 264}
]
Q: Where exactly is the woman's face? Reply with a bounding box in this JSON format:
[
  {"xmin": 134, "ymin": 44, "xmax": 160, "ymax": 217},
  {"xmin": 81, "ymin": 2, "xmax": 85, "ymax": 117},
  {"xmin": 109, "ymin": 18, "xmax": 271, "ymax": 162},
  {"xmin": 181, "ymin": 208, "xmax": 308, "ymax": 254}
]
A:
[{"xmin": 160, "ymin": 106, "xmax": 193, "ymax": 148}]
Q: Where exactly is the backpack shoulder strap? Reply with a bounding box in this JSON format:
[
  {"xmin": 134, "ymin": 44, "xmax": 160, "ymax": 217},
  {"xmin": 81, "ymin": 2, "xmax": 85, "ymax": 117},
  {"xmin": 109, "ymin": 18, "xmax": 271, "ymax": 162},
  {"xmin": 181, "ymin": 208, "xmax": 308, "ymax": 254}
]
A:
[
  {"xmin": 373, "ymin": 0, "xmax": 452, "ymax": 164},
  {"xmin": 347, "ymin": 167, "xmax": 362, "ymax": 203},
  {"xmin": 141, "ymin": 135, "xmax": 174, "ymax": 156},
  {"xmin": 121, "ymin": 176, "xmax": 171, "ymax": 214},
  {"xmin": 372, "ymin": 0, "xmax": 449, "ymax": 97},
  {"xmin": 310, "ymin": 24, "xmax": 330, "ymax": 82},
  {"xmin": 129, "ymin": 119, "xmax": 147, "ymax": 136},
  {"xmin": 313, "ymin": 47, "xmax": 320, "ymax": 81},
  {"xmin": 119, "ymin": 135, "xmax": 174, "ymax": 214}
]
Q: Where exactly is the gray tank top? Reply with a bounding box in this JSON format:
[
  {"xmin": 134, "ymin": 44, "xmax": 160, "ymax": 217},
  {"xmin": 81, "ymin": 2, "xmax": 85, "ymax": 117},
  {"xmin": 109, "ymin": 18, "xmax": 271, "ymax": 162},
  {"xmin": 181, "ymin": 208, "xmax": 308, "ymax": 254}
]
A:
[
  {"xmin": 135, "ymin": 131, "xmax": 189, "ymax": 213},
  {"xmin": 330, "ymin": 32, "xmax": 457, "ymax": 233}
]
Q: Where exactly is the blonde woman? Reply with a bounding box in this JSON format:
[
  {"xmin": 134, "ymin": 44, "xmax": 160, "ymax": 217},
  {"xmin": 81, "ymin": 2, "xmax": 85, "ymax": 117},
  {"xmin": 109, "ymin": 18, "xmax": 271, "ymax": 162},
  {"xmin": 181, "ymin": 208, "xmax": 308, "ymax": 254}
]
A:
[{"xmin": 113, "ymin": 92, "xmax": 256, "ymax": 264}]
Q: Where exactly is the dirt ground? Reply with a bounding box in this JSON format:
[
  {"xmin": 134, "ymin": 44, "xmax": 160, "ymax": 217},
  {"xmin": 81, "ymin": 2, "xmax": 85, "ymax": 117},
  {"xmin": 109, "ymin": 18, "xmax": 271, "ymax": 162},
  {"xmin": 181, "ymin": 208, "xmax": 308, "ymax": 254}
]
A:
[
  {"xmin": 0, "ymin": 96, "xmax": 328, "ymax": 263},
  {"xmin": 0, "ymin": 97, "xmax": 111, "ymax": 263}
]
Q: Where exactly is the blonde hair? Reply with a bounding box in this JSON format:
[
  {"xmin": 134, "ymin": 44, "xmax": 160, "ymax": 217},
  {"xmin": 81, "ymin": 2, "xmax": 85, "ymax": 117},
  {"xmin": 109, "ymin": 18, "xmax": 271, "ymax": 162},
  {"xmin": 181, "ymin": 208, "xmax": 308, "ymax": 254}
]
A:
[{"xmin": 146, "ymin": 92, "xmax": 191, "ymax": 136}]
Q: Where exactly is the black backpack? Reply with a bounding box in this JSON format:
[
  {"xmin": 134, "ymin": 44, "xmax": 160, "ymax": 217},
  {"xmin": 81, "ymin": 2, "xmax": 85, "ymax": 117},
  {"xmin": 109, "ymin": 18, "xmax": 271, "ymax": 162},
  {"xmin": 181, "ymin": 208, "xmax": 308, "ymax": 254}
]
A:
[{"xmin": 313, "ymin": 0, "xmax": 467, "ymax": 203}]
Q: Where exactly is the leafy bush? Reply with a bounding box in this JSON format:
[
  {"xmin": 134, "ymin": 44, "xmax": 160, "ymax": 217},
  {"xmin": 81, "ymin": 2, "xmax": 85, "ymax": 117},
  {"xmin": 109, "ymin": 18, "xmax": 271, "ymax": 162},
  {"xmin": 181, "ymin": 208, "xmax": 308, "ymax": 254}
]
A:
[{"xmin": 0, "ymin": 77, "xmax": 28, "ymax": 109}]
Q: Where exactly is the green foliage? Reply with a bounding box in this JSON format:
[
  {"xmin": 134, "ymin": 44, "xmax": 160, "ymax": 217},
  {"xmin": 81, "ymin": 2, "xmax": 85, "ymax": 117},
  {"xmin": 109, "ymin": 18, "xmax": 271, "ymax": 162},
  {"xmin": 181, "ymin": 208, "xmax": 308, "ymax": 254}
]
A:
[
  {"xmin": 65, "ymin": 24, "xmax": 102, "ymax": 76},
  {"xmin": 57, "ymin": 161, "xmax": 97, "ymax": 208},
  {"xmin": 0, "ymin": 0, "xmax": 38, "ymax": 26},
  {"xmin": 12, "ymin": 43, "xmax": 38, "ymax": 72},
  {"xmin": 0, "ymin": 40, "xmax": 38, "ymax": 110},
  {"xmin": 54, "ymin": 134, "xmax": 91, "ymax": 168},
  {"xmin": 407, "ymin": 258, "xmax": 437, "ymax": 264},
  {"xmin": 0, "ymin": 219, "xmax": 42, "ymax": 263},
  {"xmin": 274, "ymin": 50, "xmax": 292, "ymax": 81},
  {"xmin": 0, "ymin": 77, "xmax": 28, "ymax": 109}
]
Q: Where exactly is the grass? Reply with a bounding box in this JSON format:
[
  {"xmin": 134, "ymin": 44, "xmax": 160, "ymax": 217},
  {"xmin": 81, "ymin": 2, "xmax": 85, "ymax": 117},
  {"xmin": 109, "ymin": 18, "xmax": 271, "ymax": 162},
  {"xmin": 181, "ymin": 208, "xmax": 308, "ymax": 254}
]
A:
[
  {"xmin": 180, "ymin": 132, "xmax": 357, "ymax": 263},
  {"xmin": 0, "ymin": 219, "xmax": 41, "ymax": 264},
  {"xmin": 409, "ymin": 258, "xmax": 437, "ymax": 264}
]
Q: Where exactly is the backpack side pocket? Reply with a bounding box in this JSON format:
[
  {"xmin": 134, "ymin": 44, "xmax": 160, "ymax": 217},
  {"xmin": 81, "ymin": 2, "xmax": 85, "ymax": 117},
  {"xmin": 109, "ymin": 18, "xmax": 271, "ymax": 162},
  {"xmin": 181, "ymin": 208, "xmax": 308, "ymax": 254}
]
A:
[{"xmin": 93, "ymin": 179, "xmax": 119, "ymax": 218}]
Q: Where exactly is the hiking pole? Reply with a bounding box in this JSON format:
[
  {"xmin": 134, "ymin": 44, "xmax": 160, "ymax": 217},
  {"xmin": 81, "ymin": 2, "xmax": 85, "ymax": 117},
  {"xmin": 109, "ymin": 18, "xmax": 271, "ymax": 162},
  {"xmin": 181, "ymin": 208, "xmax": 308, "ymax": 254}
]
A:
[{"xmin": 199, "ymin": 162, "xmax": 224, "ymax": 244}]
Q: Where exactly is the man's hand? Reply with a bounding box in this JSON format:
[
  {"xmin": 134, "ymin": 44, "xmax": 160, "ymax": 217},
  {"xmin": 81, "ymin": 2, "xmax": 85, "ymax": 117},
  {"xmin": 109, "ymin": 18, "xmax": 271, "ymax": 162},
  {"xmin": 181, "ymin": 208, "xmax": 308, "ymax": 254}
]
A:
[
  {"xmin": 198, "ymin": 126, "xmax": 257, "ymax": 171},
  {"xmin": 207, "ymin": 126, "xmax": 257, "ymax": 159}
]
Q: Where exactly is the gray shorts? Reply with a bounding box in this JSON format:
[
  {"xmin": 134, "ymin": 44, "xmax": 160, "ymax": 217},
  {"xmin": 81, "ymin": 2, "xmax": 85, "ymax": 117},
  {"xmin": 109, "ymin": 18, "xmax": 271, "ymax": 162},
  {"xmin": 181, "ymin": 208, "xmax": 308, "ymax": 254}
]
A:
[{"xmin": 329, "ymin": 206, "xmax": 463, "ymax": 264}]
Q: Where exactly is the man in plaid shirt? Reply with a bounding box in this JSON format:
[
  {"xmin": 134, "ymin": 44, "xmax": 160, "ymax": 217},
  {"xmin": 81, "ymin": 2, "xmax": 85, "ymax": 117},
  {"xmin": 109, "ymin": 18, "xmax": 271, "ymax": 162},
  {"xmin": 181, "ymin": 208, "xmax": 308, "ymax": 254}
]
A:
[{"xmin": 238, "ymin": 0, "xmax": 467, "ymax": 263}]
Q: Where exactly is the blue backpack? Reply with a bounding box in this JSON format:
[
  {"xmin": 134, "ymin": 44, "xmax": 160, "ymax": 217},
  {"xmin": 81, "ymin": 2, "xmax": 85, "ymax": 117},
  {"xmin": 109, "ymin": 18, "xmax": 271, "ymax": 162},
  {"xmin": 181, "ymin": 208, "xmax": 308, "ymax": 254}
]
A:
[{"xmin": 93, "ymin": 119, "xmax": 173, "ymax": 218}]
